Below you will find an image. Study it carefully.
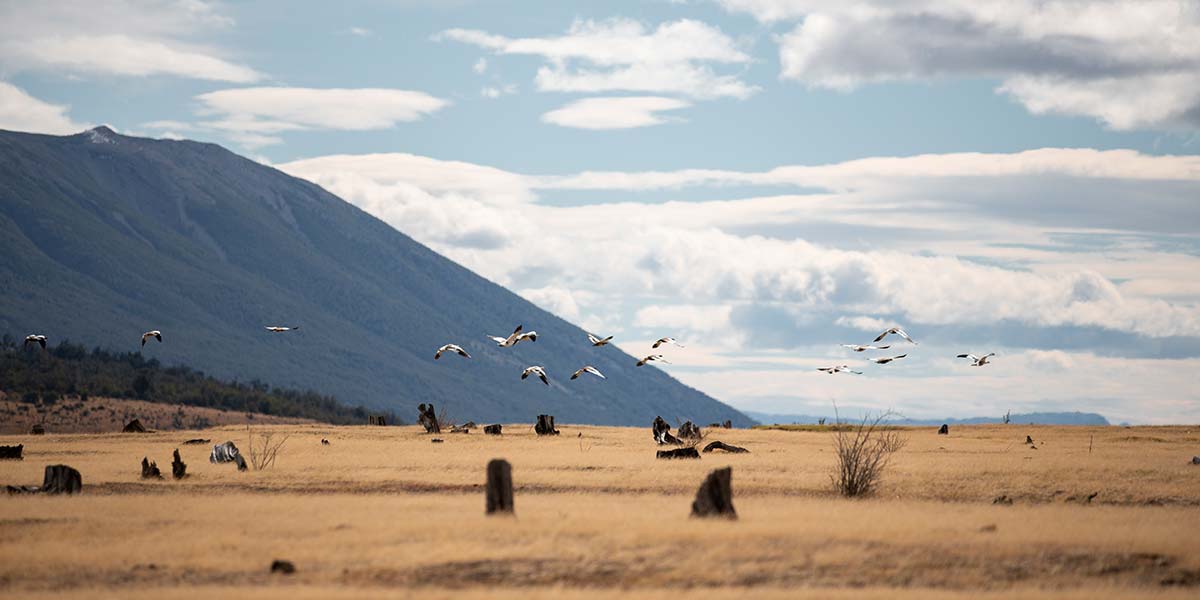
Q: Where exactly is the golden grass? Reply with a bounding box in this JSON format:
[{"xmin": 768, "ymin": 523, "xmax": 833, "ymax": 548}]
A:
[
  {"xmin": 1, "ymin": 423, "xmax": 1198, "ymax": 598},
  {"xmin": 0, "ymin": 397, "xmax": 314, "ymax": 434}
]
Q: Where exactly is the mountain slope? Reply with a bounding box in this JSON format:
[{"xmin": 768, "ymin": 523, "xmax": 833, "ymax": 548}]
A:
[{"xmin": 0, "ymin": 127, "xmax": 750, "ymax": 426}]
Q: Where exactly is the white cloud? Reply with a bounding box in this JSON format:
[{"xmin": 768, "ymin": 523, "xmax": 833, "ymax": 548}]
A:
[
  {"xmin": 834, "ymin": 315, "xmax": 890, "ymax": 333},
  {"xmin": 439, "ymin": 18, "xmax": 757, "ymax": 100},
  {"xmin": 345, "ymin": 27, "xmax": 372, "ymax": 37},
  {"xmin": 520, "ymin": 286, "xmax": 584, "ymax": 320},
  {"xmin": 473, "ymin": 58, "xmax": 488, "ymax": 74},
  {"xmin": 542, "ymin": 96, "xmax": 691, "ymax": 129},
  {"xmin": 0, "ymin": 1, "xmax": 261, "ymax": 83},
  {"xmin": 0, "ymin": 82, "xmax": 86, "ymax": 135},
  {"xmin": 481, "ymin": 84, "xmax": 516, "ymax": 98},
  {"xmin": 187, "ymin": 87, "xmax": 447, "ymax": 147},
  {"xmin": 719, "ymin": 1, "xmax": 1200, "ymax": 130}
]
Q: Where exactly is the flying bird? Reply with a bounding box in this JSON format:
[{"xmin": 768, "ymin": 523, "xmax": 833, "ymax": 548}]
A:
[
  {"xmin": 264, "ymin": 326, "xmax": 300, "ymax": 332},
  {"xmin": 818, "ymin": 365, "xmax": 863, "ymax": 375},
  {"xmin": 434, "ymin": 344, "xmax": 470, "ymax": 360},
  {"xmin": 24, "ymin": 334, "xmax": 47, "ymax": 349},
  {"xmin": 957, "ymin": 352, "xmax": 995, "ymax": 367},
  {"xmin": 652, "ymin": 336, "xmax": 685, "ymax": 349},
  {"xmin": 521, "ymin": 365, "xmax": 549, "ymax": 385},
  {"xmin": 570, "ymin": 365, "xmax": 606, "ymax": 380},
  {"xmin": 841, "ymin": 344, "xmax": 891, "ymax": 352},
  {"xmin": 870, "ymin": 354, "xmax": 907, "ymax": 365},
  {"xmin": 873, "ymin": 327, "xmax": 917, "ymax": 344},
  {"xmin": 636, "ymin": 354, "xmax": 670, "ymax": 367},
  {"xmin": 489, "ymin": 324, "xmax": 537, "ymax": 347},
  {"xmin": 141, "ymin": 330, "xmax": 162, "ymax": 347},
  {"xmin": 587, "ymin": 333, "xmax": 613, "ymax": 346}
]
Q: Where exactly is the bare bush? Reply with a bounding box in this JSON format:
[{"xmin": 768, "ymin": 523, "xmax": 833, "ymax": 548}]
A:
[
  {"xmin": 830, "ymin": 407, "xmax": 907, "ymax": 498},
  {"xmin": 245, "ymin": 426, "xmax": 289, "ymax": 471}
]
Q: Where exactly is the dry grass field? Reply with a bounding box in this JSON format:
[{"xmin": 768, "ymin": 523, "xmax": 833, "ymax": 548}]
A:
[
  {"xmin": 0, "ymin": 397, "xmax": 315, "ymax": 434},
  {"xmin": 1, "ymin": 422, "xmax": 1199, "ymax": 598}
]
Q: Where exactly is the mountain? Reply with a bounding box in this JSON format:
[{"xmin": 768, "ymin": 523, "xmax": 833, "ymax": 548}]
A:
[
  {"xmin": 0, "ymin": 126, "xmax": 751, "ymax": 427},
  {"xmin": 744, "ymin": 410, "xmax": 1110, "ymax": 426}
]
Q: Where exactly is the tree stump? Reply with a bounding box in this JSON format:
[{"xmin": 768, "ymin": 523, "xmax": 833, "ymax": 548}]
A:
[
  {"xmin": 657, "ymin": 447, "xmax": 700, "ymax": 459},
  {"xmin": 123, "ymin": 419, "xmax": 147, "ymax": 433},
  {"xmin": 368, "ymin": 415, "xmax": 388, "ymax": 426},
  {"xmin": 691, "ymin": 467, "xmax": 736, "ymax": 518},
  {"xmin": 534, "ymin": 414, "xmax": 559, "ymax": 436},
  {"xmin": 30, "ymin": 424, "xmax": 45, "ymax": 435},
  {"xmin": 1025, "ymin": 435, "xmax": 1034, "ymax": 444},
  {"xmin": 182, "ymin": 438, "xmax": 211, "ymax": 445},
  {"xmin": 484, "ymin": 424, "xmax": 502, "ymax": 435},
  {"xmin": 172, "ymin": 449, "xmax": 187, "ymax": 479},
  {"xmin": 652, "ymin": 416, "xmax": 682, "ymax": 445},
  {"xmin": 141, "ymin": 457, "xmax": 163, "ymax": 479},
  {"xmin": 485, "ymin": 459, "xmax": 514, "ymax": 515},
  {"xmin": 210, "ymin": 441, "xmax": 246, "ymax": 470},
  {"xmin": 42, "ymin": 465, "xmax": 82, "ymax": 494},
  {"xmin": 723, "ymin": 420, "xmax": 732, "ymax": 429},
  {"xmin": 937, "ymin": 424, "xmax": 949, "ymax": 435},
  {"xmin": 417, "ymin": 404, "xmax": 440, "ymax": 433},
  {"xmin": 0, "ymin": 445, "xmax": 22, "ymax": 460},
  {"xmin": 678, "ymin": 421, "xmax": 702, "ymax": 440},
  {"xmin": 702, "ymin": 441, "xmax": 749, "ymax": 454},
  {"xmin": 270, "ymin": 560, "xmax": 296, "ymax": 574}
]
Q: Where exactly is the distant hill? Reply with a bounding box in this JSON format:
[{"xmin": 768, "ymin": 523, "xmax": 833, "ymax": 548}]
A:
[
  {"xmin": 0, "ymin": 127, "xmax": 750, "ymax": 426},
  {"xmin": 744, "ymin": 410, "xmax": 1111, "ymax": 426}
]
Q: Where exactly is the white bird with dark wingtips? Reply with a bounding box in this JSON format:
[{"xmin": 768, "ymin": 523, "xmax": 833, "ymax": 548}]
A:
[
  {"xmin": 435, "ymin": 344, "xmax": 471, "ymax": 360},
  {"xmin": 873, "ymin": 327, "xmax": 917, "ymax": 344},
  {"xmin": 24, "ymin": 334, "xmax": 47, "ymax": 349},
  {"xmin": 587, "ymin": 333, "xmax": 613, "ymax": 346},
  {"xmin": 521, "ymin": 365, "xmax": 549, "ymax": 385},
  {"xmin": 870, "ymin": 354, "xmax": 907, "ymax": 365},
  {"xmin": 652, "ymin": 336, "xmax": 684, "ymax": 349},
  {"xmin": 570, "ymin": 365, "xmax": 606, "ymax": 380},
  {"xmin": 841, "ymin": 344, "xmax": 891, "ymax": 352},
  {"xmin": 818, "ymin": 365, "xmax": 862, "ymax": 375},
  {"xmin": 957, "ymin": 352, "xmax": 995, "ymax": 367},
  {"xmin": 636, "ymin": 354, "xmax": 670, "ymax": 367},
  {"xmin": 489, "ymin": 324, "xmax": 537, "ymax": 347},
  {"xmin": 264, "ymin": 325, "xmax": 300, "ymax": 332},
  {"xmin": 141, "ymin": 330, "xmax": 162, "ymax": 347}
]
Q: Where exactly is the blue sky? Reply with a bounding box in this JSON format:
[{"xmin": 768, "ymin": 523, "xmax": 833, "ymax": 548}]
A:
[{"xmin": 2, "ymin": 0, "xmax": 1198, "ymax": 423}]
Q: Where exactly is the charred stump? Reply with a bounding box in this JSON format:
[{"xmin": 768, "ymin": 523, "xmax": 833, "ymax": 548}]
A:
[
  {"xmin": 657, "ymin": 447, "xmax": 700, "ymax": 460},
  {"xmin": 0, "ymin": 445, "xmax": 22, "ymax": 460},
  {"xmin": 417, "ymin": 404, "xmax": 440, "ymax": 433},
  {"xmin": 30, "ymin": 424, "xmax": 45, "ymax": 435},
  {"xmin": 937, "ymin": 424, "xmax": 949, "ymax": 435},
  {"xmin": 182, "ymin": 438, "xmax": 211, "ymax": 445},
  {"xmin": 534, "ymin": 414, "xmax": 559, "ymax": 436},
  {"xmin": 678, "ymin": 421, "xmax": 702, "ymax": 440},
  {"xmin": 270, "ymin": 560, "xmax": 296, "ymax": 575},
  {"xmin": 367, "ymin": 415, "xmax": 387, "ymax": 426},
  {"xmin": 691, "ymin": 467, "xmax": 736, "ymax": 519},
  {"xmin": 123, "ymin": 418, "xmax": 147, "ymax": 433},
  {"xmin": 485, "ymin": 458, "xmax": 514, "ymax": 515},
  {"xmin": 702, "ymin": 441, "xmax": 749, "ymax": 454},
  {"xmin": 141, "ymin": 457, "xmax": 163, "ymax": 479},
  {"xmin": 723, "ymin": 420, "xmax": 733, "ymax": 429},
  {"xmin": 484, "ymin": 424, "xmax": 503, "ymax": 435},
  {"xmin": 42, "ymin": 465, "xmax": 82, "ymax": 494},
  {"xmin": 171, "ymin": 449, "xmax": 187, "ymax": 479},
  {"xmin": 1025, "ymin": 435, "xmax": 1034, "ymax": 445},
  {"xmin": 652, "ymin": 416, "xmax": 682, "ymax": 445}
]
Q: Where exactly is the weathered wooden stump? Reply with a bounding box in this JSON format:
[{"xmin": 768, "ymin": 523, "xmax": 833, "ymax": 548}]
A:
[
  {"xmin": 182, "ymin": 438, "xmax": 211, "ymax": 445},
  {"xmin": 30, "ymin": 424, "xmax": 45, "ymax": 435},
  {"xmin": 652, "ymin": 416, "xmax": 682, "ymax": 445},
  {"xmin": 534, "ymin": 414, "xmax": 559, "ymax": 436},
  {"xmin": 678, "ymin": 421, "xmax": 702, "ymax": 440},
  {"xmin": 1025, "ymin": 435, "xmax": 1034, "ymax": 444},
  {"xmin": 210, "ymin": 441, "xmax": 246, "ymax": 470},
  {"xmin": 657, "ymin": 447, "xmax": 700, "ymax": 459},
  {"xmin": 937, "ymin": 424, "xmax": 949, "ymax": 435},
  {"xmin": 321, "ymin": 438, "xmax": 331, "ymax": 445},
  {"xmin": 484, "ymin": 424, "xmax": 502, "ymax": 435},
  {"xmin": 691, "ymin": 467, "xmax": 736, "ymax": 518},
  {"xmin": 367, "ymin": 415, "xmax": 387, "ymax": 426},
  {"xmin": 0, "ymin": 445, "xmax": 22, "ymax": 460},
  {"xmin": 702, "ymin": 440, "xmax": 749, "ymax": 454},
  {"xmin": 270, "ymin": 560, "xmax": 296, "ymax": 574},
  {"xmin": 123, "ymin": 418, "xmax": 147, "ymax": 433},
  {"xmin": 723, "ymin": 420, "xmax": 732, "ymax": 429},
  {"xmin": 485, "ymin": 459, "xmax": 514, "ymax": 515},
  {"xmin": 42, "ymin": 465, "xmax": 82, "ymax": 494},
  {"xmin": 171, "ymin": 449, "xmax": 187, "ymax": 479},
  {"xmin": 417, "ymin": 403, "xmax": 440, "ymax": 433},
  {"xmin": 141, "ymin": 457, "xmax": 163, "ymax": 479},
  {"xmin": 431, "ymin": 438, "xmax": 444, "ymax": 443}
]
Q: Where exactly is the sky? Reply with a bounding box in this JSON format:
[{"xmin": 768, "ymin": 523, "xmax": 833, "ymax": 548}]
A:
[{"xmin": 1, "ymin": 0, "xmax": 1198, "ymax": 423}]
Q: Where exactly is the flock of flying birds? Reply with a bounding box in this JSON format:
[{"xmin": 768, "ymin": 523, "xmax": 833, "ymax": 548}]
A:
[
  {"xmin": 20, "ymin": 323, "xmax": 993, "ymax": 385},
  {"xmin": 818, "ymin": 326, "xmax": 996, "ymax": 374}
]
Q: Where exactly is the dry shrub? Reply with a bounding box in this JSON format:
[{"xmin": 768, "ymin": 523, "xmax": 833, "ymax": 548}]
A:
[
  {"xmin": 246, "ymin": 426, "xmax": 289, "ymax": 471},
  {"xmin": 830, "ymin": 408, "xmax": 907, "ymax": 498}
]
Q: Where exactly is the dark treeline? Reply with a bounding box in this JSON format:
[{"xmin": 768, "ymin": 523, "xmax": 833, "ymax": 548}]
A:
[{"xmin": 0, "ymin": 335, "xmax": 396, "ymax": 425}]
